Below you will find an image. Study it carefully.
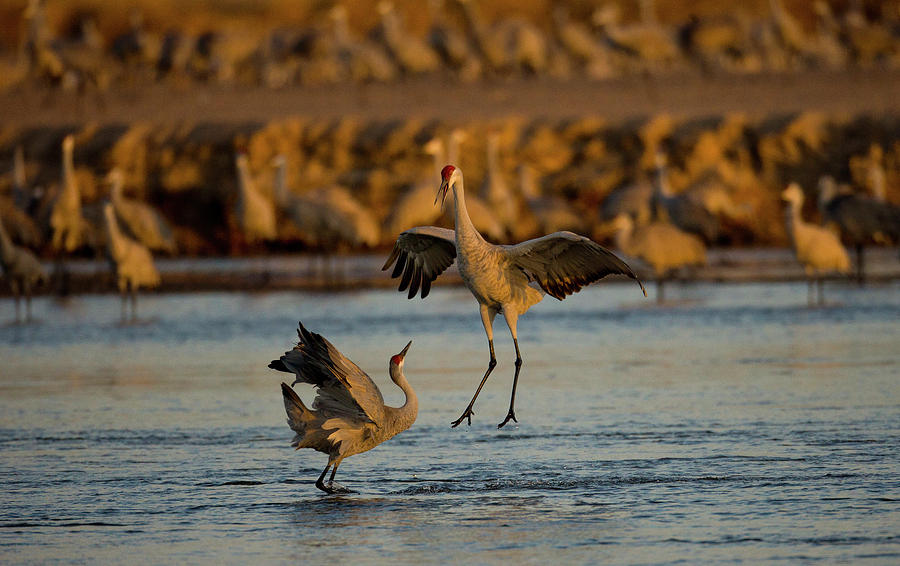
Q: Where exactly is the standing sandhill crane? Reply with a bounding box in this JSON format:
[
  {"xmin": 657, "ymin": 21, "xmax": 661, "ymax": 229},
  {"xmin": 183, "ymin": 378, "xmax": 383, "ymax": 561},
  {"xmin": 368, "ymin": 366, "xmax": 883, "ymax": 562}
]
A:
[
  {"xmin": 0, "ymin": 213, "xmax": 47, "ymax": 323},
  {"xmin": 1, "ymin": 146, "xmax": 42, "ymax": 249},
  {"xmin": 652, "ymin": 153, "xmax": 720, "ymax": 244},
  {"xmin": 481, "ymin": 132, "xmax": 519, "ymax": 238},
  {"xmin": 387, "ymin": 137, "xmax": 447, "ymax": 237},
  {"xmin": 782, "ymin": 183, "xmax": 850, "ymax": 306},
  {"xmin": 108, "ymin": 169, "xmax": 177, "ymax": 255},
  {"xmin": 234, "ymin": 152, "xmax": 277, "ymax": 245},
  {"xmin": 816, "ymin": 176, "xmax": 899, "ymax": 286},
  {"xmin": 427, "ymin": 0, "xmax": 482, "ymax": 82},
  {"xmin": 376, "ymin": 1, "xmax": 441, "ymax": 75},
  {"xmin": 50, "ymin": 135, "xmax": 87, "ymax": 253},
  {"xmin": 519, "ymin": 163, "xmax": 586, "ymax": 235},
  {"xmin": 270, "ymin": 322, "xmax": 417, "ymax": 494},
  {"xmin": 383, "ymin": 165, "xmax": 645, "ymax": 428},
  {"xmin": 329, "ymin": 5, "xmax": 398, "ymax": 83},
  {"xmin": 102, "ymin": 202, "xmax": 160, "ymax": 322},
  {"xmin": 611, "ymin": 213, "xmax": 706, "ymax": 304}
]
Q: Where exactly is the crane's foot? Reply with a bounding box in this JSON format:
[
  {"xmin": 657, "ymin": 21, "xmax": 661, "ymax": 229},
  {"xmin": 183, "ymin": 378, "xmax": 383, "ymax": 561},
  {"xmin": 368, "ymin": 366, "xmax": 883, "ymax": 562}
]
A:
[
  {"xmin": 450, "ymin": 406, "xmax": 474, "ymax": 428},
  {"xmin": 317, "ymin": 481, "xmax": 355, "ymax": 495},
  {"xmin": 497, "ymin": 410, "xmax": 518, "ymax": 429}
]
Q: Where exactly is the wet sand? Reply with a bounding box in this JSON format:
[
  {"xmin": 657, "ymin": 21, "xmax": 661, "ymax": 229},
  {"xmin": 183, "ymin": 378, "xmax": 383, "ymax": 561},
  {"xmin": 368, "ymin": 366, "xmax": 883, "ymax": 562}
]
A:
[{"xmin": 3, "ymin": 70, "xmax": 900, "ymax": 127}]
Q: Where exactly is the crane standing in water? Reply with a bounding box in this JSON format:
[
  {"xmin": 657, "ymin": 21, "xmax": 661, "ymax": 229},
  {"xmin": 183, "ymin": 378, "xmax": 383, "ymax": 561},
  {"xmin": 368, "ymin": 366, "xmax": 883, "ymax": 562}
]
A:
[
  {"xmin": 383, "ymin": 165, "xmax": 645, "ymax": 429},
  {"xmin": 102, "ymin": 202, "xmax": 160, "ymax": 322},
  {"xmin": 0, "ymin": 213, "xmax": 47, "ymax": 323},
  {"xmin": 270, "ymin": 322, "xmax": 417, "ymax": 494}
]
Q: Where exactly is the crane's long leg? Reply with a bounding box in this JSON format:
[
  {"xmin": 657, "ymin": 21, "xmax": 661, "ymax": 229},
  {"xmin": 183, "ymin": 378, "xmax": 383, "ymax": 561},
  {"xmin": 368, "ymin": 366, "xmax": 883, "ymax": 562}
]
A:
[
  {"xmin": 498, "ymin": 309, "xmax": 522, "ymax": 429},
  {"xmin": 817, "ymin": 278, "xmax": 824, "ymax": 306},
  {"xmin": 315, "ymin": 463, "xmax": 332, "ymax": 493},
  {"xmin": 807, "ymin": 278, "xmax": 814, "ymax": 307},
  {"xmin": 130, "ymin": 287, "xmax": 138, "ymax": 322},
  {"xmin": 657, "ymin": 278, "xmax": 665, "ymax": 304},
  {"xmin": 451, "ymin": 304, "xmax": 498, "ymax": 428},
  {"xmin": 120, "ymin": 288, "xmax": 128, "ymax": 323},
  {"xmin": 856, "ymin": 244, "xmax": 865, "ymax": 287}
]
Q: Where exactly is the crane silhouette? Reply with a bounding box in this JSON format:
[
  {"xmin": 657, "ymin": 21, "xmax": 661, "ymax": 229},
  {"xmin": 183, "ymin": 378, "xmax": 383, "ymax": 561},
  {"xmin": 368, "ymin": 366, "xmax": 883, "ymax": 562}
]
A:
[
  {"xmin": 102, "ymin": 202, "xmax": 160, "ymax": 321},
  {"xmin": 383, "ymin": 165, "xmax": 645, "ymax": 428},
  {"xmin": 270, "ymin": 322, "xmax": 417, "ymax": 494},
  {"xmin": 783, "ymin": 183, "xmax": 850, "ymax": 306},
  {"xmin": 0, "ymin": 213, "xmax": 47, "ymax": 323}
]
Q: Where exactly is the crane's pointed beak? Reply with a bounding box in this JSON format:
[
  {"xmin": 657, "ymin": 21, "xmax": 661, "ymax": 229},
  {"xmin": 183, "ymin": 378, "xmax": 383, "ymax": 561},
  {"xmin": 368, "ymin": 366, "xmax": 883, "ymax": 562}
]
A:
[
  {"xmin": 435, "ymin": 179, "xmax": 449, "ymax": 207},
  {"xmin": 399, "ymin": 340, "xmax": 412, "ymax": 358}
]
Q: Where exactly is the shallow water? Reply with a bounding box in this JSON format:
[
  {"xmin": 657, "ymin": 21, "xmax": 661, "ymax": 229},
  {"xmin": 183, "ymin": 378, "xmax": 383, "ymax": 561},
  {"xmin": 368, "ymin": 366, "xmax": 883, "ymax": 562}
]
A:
[{"xmin": 1, "ymin": 281, "xmax": 899, "ymax": 565}]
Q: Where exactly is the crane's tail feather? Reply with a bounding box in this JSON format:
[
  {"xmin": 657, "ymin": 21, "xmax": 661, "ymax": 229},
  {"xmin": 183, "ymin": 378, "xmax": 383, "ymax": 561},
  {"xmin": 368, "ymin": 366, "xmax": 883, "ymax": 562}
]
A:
[{"xmin": 281, "ymin": 382, "xmax": 319, "ymax": 448}]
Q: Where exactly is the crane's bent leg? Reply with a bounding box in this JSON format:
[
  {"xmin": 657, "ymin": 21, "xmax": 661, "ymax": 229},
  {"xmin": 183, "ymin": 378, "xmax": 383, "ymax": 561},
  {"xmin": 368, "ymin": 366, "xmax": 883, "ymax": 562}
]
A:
[
  {"xmin": 498, "ymin": 310, "xmax": 522, "ymax": 429},
  {"xmin": 451, "ymin": 305, "xmax": 498, "ymax": 428},
  {"xmin": 315, "ymin": 463, "xmax": 332, "ymax": 493}
]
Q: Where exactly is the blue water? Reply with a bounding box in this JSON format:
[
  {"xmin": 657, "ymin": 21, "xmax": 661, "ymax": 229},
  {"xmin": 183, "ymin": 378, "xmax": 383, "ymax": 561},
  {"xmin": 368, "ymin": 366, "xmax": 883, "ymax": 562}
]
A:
[{"xmin": 1, "ymin": 281, "xmax": 899, "ymax": 564}]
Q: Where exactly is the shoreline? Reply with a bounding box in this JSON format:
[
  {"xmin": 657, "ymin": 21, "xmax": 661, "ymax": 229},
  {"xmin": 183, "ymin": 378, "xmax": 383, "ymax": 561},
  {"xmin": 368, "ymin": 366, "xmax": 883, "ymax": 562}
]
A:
[{"xmin": 10, "ymin": 247, "xmax": 898, "ymax": 296}]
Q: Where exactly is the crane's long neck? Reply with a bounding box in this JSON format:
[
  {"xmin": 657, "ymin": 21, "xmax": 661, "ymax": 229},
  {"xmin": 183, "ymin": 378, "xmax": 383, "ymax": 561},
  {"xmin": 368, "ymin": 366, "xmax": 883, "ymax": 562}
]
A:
[
  {"xmin": 13, "ymin": 146, "xmax": 26, "ymax": 190},
  {"xmin": 0, "ymin": 216, "xmax": 14, "ymax": 265},
  {"xmin": 62, "ymin": 141, "xmax": 81, "ymax": 208},
  {"xmin": 273, "ymin": 159, "xmax": 288, "ymax": 206},
  {"xmin": 385, "ymin": 369, "xmax": 418, "ymax": 437},
  {"xmin": 236, "ymin": 156, "xmax": 255, "ymax": 202},
  {"xmin": 103, "ymin": 207, "xmax": 126, "ymax": 260},
  {"xmin": 451, "ymin": 176, "xmax": 485, "ymax": 250},
  {"xmin": 614, "ymin": 222, "xmax": 632, "ymax": 253},
  {"xmin": 783, "ymin": 200, "xmax": 803, "ymax": 245},
  {"xmin": 868, "ymin": 164, "xmax": 885, "ymax": 201}
]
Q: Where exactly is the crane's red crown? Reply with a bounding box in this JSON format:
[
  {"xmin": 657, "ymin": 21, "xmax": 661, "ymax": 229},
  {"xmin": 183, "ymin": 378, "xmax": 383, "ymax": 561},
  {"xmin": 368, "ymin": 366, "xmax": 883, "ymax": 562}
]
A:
[
  {"xmin": 390, "ymin": 354, "xmax": 404, "ymax": 365},
  {"xmin": 441, "ymin": 165, "xmax": 456, "ymax": 180}
]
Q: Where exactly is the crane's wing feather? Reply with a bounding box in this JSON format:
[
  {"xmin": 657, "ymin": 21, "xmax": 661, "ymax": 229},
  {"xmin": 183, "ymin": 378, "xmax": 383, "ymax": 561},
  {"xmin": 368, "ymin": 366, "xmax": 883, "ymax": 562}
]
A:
[
  {"xmin": 382, "ymin": 226, "xmax": 457, "ymax": 299},
  {"xmin": 268, "ymin": 322, "xmax": 385, "ymax": 424},
  {"xmin": 504, "ymin": 231, "xmax": 646, "ymax": 300}
]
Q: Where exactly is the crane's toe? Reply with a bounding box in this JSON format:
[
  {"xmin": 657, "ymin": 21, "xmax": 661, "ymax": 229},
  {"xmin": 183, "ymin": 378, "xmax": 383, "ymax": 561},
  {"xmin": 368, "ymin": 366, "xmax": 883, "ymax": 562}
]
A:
[
  {"xmin": 497, "ymin": 410, "xmax": 518, "ymax": 429},
  {"xmin": 318, "ymin": 481, "xmax": 355, "ymax": 495},
  {"xmin": 450, "ymin": 407, "xmax": 474, "ymax": 428}
]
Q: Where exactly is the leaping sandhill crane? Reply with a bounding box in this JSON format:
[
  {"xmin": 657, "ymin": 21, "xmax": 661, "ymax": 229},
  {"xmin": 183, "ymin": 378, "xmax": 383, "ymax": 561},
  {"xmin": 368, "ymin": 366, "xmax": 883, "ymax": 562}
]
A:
[
  {"xmin": 611, "ymin": 213, "xmax": 706, "ymax": 304},
  {"xmin": 108, "ymin": 168, "xmax": 177, "ymax": 255},
  {"xmin": 817, "ymin": 175, "xmax": 900, "ymax": 285},
  {"xmin": 383, "ymin": 165, "xmax": 645, "ymax": 429},
  {"xmin": 783, "ymin": 183, "xmax": 850, "ymax": 305},
  {"xmin": 376, "ymin": 0, "xmax": 441, "ymax": 75},
  {"xmin": 0, "ymin": 213, "xmax": 47, "ymax": 323},
  {"xmin": 102, "ymin": 202, "xmax": 160, "ymax": 322},
  {"xmin": 270, "ymin": 322, "xmax": 417, "ymax": 494},
  {"xmin": 234, "ymin": 152, "xmax": 277, "ymax": 246}
]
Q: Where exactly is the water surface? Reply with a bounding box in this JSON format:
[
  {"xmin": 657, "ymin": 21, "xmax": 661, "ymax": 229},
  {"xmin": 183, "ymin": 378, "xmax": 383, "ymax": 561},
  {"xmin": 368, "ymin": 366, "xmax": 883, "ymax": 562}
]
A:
[{"xmin": 2, "ymin": 281, "xmax": 899, "ymax": 564}]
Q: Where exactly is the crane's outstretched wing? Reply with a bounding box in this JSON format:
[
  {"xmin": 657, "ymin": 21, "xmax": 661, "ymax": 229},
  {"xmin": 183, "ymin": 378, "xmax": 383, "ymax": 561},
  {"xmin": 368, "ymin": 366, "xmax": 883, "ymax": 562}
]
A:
[
  {"xmin": 504, "ymin": 231, "xmax": 647, "ymax": 300},
  {"xmin": 268, "ymin": 322, "xmax": 385, "ymax": 424},
  {"xmin": 382, "ymin": 226, "xmax": 457, "ymax": 299}
]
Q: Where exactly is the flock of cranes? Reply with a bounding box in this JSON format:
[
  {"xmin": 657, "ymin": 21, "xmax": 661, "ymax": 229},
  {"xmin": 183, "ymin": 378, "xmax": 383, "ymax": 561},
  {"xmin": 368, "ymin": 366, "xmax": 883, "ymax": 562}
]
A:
[
  {"xmin": 1, "ymin": 124, "xmax": 898, "ymax": 321},
  {"xmin": 15, "ymin": 0, "xmax": 900, "ymax": 94}
]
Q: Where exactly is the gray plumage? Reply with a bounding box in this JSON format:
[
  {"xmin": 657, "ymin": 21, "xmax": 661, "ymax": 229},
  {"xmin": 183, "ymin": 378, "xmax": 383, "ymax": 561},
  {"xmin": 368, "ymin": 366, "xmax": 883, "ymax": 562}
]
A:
[
  {"xmin": 108, "ymin": 168, "xmax": 177, "ymax": 254},
  {"xmin": 270, "ymin": 322, "xmax": 417, "ymax": 494},
  {"xmin": 817, "ymin": 175, "xmax": 900, "ymax": 285},
  {"xmin": 235, "ymin": 153, "xmax": 277, "ymax": 244},
  {"xmin": 102, "ymin": 202, "xmax": 160, "ymax": 322},
  {"xmin": 783, "ymin": 183, "xmax": 850, "ymax": 306},
  {"xmin": 612, "ymin": 213, "xmax": 707, "ymax": 304},
  {"xmin": 383, "ymin": 165, "xmax": 645, "ymax": 429},
  {"xmin": 0, "ymin": 213, "xmax": 46, "ymax": 323}
]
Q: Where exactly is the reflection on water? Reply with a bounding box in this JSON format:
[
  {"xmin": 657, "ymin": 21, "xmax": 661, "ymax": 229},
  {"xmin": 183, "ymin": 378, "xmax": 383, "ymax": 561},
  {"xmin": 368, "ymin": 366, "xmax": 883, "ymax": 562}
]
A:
[{"xmin": 1, "ymin": 281, "xmax": 899, "ymax": 564}]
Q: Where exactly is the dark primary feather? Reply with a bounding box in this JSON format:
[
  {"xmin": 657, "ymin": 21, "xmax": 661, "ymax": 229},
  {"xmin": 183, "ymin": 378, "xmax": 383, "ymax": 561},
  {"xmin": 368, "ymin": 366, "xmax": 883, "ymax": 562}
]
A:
[
  {"xmin": 382, "ymin": 227, "xmax": 457, "ymax": 299},
  {"xmin": 269, "ymin": 321, "xmax": 385, "ymax": 424},
  {"xmin": 507, "ymin": 231, "xmax": 647, "ymax": 299}
]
